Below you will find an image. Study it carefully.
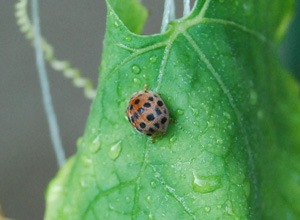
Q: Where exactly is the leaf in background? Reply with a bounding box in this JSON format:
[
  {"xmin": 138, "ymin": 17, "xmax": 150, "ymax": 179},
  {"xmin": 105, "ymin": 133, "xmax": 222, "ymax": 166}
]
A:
[{"xmin": 45, "ymin": 0, "xmax": 300, "ymax": 219}]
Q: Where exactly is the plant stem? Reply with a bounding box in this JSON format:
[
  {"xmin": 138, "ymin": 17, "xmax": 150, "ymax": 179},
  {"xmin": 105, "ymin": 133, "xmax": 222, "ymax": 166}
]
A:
[
  {"xmin": 183, "ymin": 0, "xmax": 191, "ymax": 16},
  {"xmin": 161, "ymin": 0, "xmax": 176, "ymax": 33},
  {"xmin": 31, "ymin": 0, "xmax": 66, "ymax": 168}
]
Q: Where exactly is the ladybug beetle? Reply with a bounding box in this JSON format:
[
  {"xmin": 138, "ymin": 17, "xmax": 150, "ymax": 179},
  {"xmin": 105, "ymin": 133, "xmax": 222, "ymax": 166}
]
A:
[{"xmin": 126, "ymin": 84, "xmax": 170, "ymax": 143}]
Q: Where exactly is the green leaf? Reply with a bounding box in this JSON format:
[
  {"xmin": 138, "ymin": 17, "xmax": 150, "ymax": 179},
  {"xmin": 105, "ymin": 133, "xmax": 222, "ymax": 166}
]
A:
[{"xmin": 45, "ymin": 0, "xmax": 300, "ymax": 219}]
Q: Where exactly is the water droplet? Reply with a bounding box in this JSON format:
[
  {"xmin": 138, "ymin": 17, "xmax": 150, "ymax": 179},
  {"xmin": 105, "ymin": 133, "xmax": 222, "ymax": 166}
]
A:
[
  {"xmin": 131, "ymin": 65, "xmax": 141, "ymax": 74},
  {"xmin": 124, "ymin": 36, "xmax": 132, "ymax": 42},
  {"xmin": 250, "ymin": 89, "xmax": 257, "ymax": 105},
  {"xmin": 207, "ymin": 121, "xmax": 214, "ymax": 128},
  {"xmin": 114, "ymin": 20, "xmax": 120, "ymax": 27},
  {"xmin": 180, "ymin": 174, "xmax": 186, "ymax": 179},
  {"xmin": 193, "ymin": 121, "xmax": 200, "ymax": 127},
  {"xmin": 190, "ymin": 106, "xmax": 199, "ymax": 116},
  {"xmin": 80, "ymin": 177, "xmax": 88, "ymax": 189},
  {"xmin": 176, "ymin": 109, "xmax": 184, "ymax": 115},
  {"xmin": 133, "ymin": 78, "xmax": 141, "ymax": 85},
  {"xmin": 223, "ymin": 112, "xmax": 231, "ymax": 120},
  {"xmin": 204, "ymin": 206, "xmax": 211, "ymax": 213},
  {"xmin": 146, "ymin": 195, "xmax": 152, "ymax": 203},
  {"xmin": 149, "ymin": 213, "xmax": 155, "ymax": 219},
  {"xmin": 125, "ymin": 196, "xmax": 130, "ymax": 203},
  {"xmin": 89, "ymin": 136, "xmax": 101, "ymax": 153},
  {"xmin": 149, "ymin": 55, "xmax": 157, "ymax": 63},
  {"xmin": 81, "ymin": 155, "xmax": 93, "ymax": 167},
  {"xmin": 216, "ymin": 139, "xmax": 223, "ymax": 145},
  {"xmin": 170, "ymin": 136, "xmax": 176, "ymax": 144},
  {"xmin": 192, "ymin": 171, "xmax": 221, "ymax": 193},
  {"xmin": 150, "ymin": 181, "xmax": 156, "ymax": 188},
  {"xmin": 109, "ymin": 140, "xmax": 122, "ymax": 160},
  {"xmin": 225, "ymin": 200, "xmax": 234, "ymax": 215}
]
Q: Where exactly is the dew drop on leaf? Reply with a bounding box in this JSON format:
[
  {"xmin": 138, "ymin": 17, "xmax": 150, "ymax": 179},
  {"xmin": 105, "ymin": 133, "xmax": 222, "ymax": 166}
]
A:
[
  {"xmin": 176, "ymin": 108, "xmax": 184, "ymax": 115},
  {"xmin": 133, "ymin": 78, "xmax": 141, "ymax": 85},
  {"xmin": 89, "ymin": 135, "xmax": 101, "ymax": 153},
  {"xmin": 109, "ymin": 140, "xmax": 122, "ymax": 160},
  {"xmin": 124, "ymin": 36, "xmax": 132, "ymax": 42},
  {"xmin": 114, "ymin": 20, "xmax": 120, "ymax": 27},
  {"xmin": 216, "ymin": 138, "xmax": 223, "ymax": 145},
  {"xmin": 207, "ymin": 121, "xmax": 214, "ymax": 128},
  {"xmin": 192, "ymin": 171, "xmax": 221, "ymax": 193},
  {"xmin": 150, "ymin": 181, "xmax": 156, "ymax": 189},
  {"xmin": 223, "ymin": 112, "xmax": 231, "ymax": 120},
  {"xmin": 149, "ymin": 55, "xmax": 157, "ymax": 63},
  {"xmin": 149, "ymin": 213, "xmax": 154, "ymax": 220},
  {"xmin": 204, "ymin": 206, "xmax": 211, "ymax": 213},
  {"xmin": 193, "ymin": 121, "xmax": 200, "ymax": 127},
  {"xmin": 146, "ymin": 195, "xmax": 152, "ymax": 203},
  {"xmin": 131, "ymin": 64, "xmax": 141, "ymax": 74},
  {"xmin": 225, "ymin": 200, "xmax": 235, "ymax": 216},
  {"xmin": 80, "ymin": 177, "xmax": 88, "ymax": 189},
  {"xmin": 190, "ymin": 106, "xmax": 199, "ymax": 116},
  {"xmin": 81, "ymin": 155, "xmax": 93, "ymax": 167},
  {"xmin": 169, "ymin": 135, "xmax": 176, "ymax": 142},
  {"xmin": 180, "ymin": 174, "xmax": 186, "ymax": 179}
]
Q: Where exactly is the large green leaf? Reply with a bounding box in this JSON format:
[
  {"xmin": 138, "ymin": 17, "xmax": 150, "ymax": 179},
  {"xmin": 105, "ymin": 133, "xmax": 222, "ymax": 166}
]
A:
[{"xmin": 45, "ymin": 0, "xmax": 300, "ymax": 219}]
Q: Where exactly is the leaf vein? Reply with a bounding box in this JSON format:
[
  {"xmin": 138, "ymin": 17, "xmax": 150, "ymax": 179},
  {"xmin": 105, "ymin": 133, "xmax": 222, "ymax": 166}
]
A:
[
  {"xmin": 132, "ymin": 142, "xmax": 150, "ymax": 219},
  {"xmin": 183, "ymin": 31, "xmax": 258, "ymax": 206},
  {"xmin": 149, "ymin": 164, "xmax": 198, "ymax": 220}
]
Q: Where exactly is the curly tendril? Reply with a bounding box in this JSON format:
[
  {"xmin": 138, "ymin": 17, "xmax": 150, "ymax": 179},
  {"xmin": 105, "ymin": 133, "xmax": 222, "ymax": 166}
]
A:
[{"xmin": 15, "ymin": 0, "xmax": 97, "ymax": 99}]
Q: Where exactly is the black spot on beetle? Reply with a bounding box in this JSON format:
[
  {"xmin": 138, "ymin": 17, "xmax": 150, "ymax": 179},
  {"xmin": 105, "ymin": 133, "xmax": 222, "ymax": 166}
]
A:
[
  {"xmin": 149, "ymin": 128, "xmax": 155, "ymax": 132},
  {"xmin": 138, "ymin": 94, "xmax": 142, "ymax": 97},
  {"xmin": 154, "ymin": 94, "xmax": 158, "ymax": 97},
  {"xmin": 146, "ymin": 133, "xmax": 152, "ymax": 136},
  {"xmin": 161, "ymin": 117, "xmax": 167, "ymax": 124},
  {"xmin": 135, "ymin": 99, "xmax": 140, "ymax": 104},
  {"xmin": 134, "ymin": 112, "xmax": 139, "ymax": 119},
  {"xmin": 148, "ymin": 97, "xmax": 154, "ymax": 101},
  {"xmin": 147, "ymin": 114, "xmax": 155, "ymax": 121},
  {"xmin": 143, "ymin": 103, "xmax": 151, "ymax": 108},
  {"xmin": 140, "ymin": 122, "xmax": 146, "ymax": 128},
  {"xmin": 154, "ymin": 123, "xmax": 160, "ymax": 129},
  {"xmin": 138, "ymin": 108, "xmax": 145, "ymax": 114},
  {"xmin": 127, "ymin": 116, "xmax": 131, "ymax": 122},
  {"xmin": 131, "ymin": 116, "xmax": 135, "ymax": 123},
  {"xmin": 163, "ymin": 109, "xmax": 167, "ymax": 114},
  {"xmin": 130, "ymin": 105, "xmax": 133, "ymax": 110},
  {"xmin": 155, "ymin": 108, "xmax": 162, "ymax": 116},
  {"xmin": 157, "ymin": 100, "xmax": 163, "ymax": 106}
]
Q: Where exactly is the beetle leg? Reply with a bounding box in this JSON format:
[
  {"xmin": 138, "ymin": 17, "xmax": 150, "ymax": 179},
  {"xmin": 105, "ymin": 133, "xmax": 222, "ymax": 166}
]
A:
[{"xmin": 152, "ymin": 136, "xmax": 155, "ymax": 143}]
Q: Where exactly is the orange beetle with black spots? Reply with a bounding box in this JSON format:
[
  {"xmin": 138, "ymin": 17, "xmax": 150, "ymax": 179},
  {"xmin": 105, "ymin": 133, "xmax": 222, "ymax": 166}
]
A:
[{"xmin": 126, "ymin": 85, "xmax": 170, "ymax": 142}]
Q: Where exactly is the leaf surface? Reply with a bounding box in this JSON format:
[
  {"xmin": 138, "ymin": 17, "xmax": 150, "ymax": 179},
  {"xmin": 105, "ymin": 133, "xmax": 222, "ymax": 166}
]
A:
[{"xmin": 45, "ymin": 0, "xmax": 300, "ymax": 219}]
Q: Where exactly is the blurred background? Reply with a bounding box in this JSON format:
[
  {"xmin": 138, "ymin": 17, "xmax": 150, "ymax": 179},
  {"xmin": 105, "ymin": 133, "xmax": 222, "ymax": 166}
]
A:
[{"xmin": 0, "ymin": 0, "xmax": 299, "ymax": 219}]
